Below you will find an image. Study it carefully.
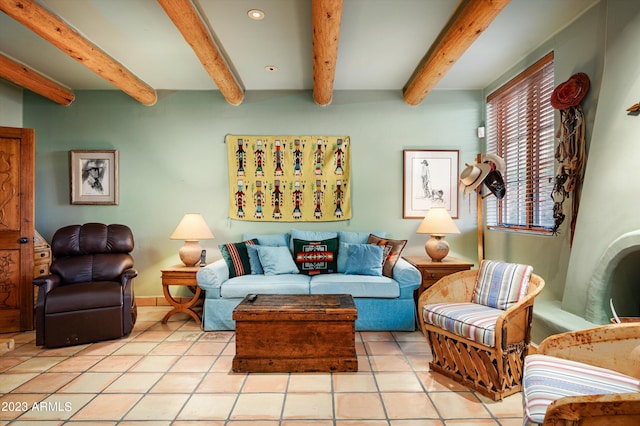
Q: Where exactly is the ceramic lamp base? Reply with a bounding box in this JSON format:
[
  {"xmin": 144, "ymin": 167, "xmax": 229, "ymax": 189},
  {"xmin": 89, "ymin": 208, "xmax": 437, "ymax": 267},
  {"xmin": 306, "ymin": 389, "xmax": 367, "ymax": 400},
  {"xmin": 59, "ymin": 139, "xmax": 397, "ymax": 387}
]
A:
[
  {"xmin": 179, "ymin": 240, "xmax": 202, "ymax": 266},
  {"xmin": 425, "ymin": 234, "xmax": 449, "ymax": 262}
]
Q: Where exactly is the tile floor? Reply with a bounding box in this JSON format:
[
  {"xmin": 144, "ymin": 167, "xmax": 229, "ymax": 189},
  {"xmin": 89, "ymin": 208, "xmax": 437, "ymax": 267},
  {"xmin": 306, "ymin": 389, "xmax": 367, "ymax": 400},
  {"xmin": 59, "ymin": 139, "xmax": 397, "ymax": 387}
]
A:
[{"xmin": 0, "ymin": 306, "xmax": 525, "ymax": 425}]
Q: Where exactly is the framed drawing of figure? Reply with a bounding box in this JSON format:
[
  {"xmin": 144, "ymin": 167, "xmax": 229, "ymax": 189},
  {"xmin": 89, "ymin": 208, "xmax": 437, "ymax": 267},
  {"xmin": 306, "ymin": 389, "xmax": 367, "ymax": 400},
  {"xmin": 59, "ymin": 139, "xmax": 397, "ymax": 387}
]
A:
[
  {"xmin": 70, "ymin": 150, "xmax": 119, "ymax": 205},
  {"xmin": 403, "ymin": 149, "xmax": 458, "ymax": 218}
]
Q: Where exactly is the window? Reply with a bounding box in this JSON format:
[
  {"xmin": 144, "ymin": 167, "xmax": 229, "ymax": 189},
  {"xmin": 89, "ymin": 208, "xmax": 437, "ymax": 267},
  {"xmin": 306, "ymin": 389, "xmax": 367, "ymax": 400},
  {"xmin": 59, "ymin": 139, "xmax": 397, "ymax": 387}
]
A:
[{"xmin": 486, "ymin": 52, "xmax": 555, "ymax": 233}]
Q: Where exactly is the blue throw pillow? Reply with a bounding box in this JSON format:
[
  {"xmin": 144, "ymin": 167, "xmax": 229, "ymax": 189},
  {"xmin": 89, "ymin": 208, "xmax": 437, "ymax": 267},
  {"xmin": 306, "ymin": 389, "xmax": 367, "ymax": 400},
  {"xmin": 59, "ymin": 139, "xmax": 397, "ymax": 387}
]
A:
[
  {"xmin": 254, "ymin": 245, "xmax": 299, "ymax": 275},
  {"xmin": 246, "ymin": 244, "xmax": 263, "ymax": 275},
  {"xmin": 344, "ymin": 244, "xmax": 384, "ymax": 276},
  {"xmin": 242, "ymin": 232, "xmax": 290, "ymax": 247},
  {"xmin": 338, "ymin": 231, "xmax": 386, "ymax": 244}
]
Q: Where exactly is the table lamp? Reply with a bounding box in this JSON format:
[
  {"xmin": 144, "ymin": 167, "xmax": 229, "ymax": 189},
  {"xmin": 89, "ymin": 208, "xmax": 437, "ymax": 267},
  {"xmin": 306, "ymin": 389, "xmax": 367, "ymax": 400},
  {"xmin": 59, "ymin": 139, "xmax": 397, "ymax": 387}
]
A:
[
  {"xmin": 416, "ymin": 207, "xmax": 460, "ymax": 262},
  {"xmin": 170, "ymin": 213, "xmax": 215, "ymax": 266}
]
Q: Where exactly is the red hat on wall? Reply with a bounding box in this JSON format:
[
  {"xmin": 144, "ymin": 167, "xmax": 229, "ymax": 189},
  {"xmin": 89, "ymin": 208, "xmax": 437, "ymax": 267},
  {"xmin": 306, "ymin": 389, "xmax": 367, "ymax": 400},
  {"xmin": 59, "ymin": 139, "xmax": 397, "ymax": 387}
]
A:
[{"xmin": 550, "ymin": 72, "xmax": 590, "ymax": 110}]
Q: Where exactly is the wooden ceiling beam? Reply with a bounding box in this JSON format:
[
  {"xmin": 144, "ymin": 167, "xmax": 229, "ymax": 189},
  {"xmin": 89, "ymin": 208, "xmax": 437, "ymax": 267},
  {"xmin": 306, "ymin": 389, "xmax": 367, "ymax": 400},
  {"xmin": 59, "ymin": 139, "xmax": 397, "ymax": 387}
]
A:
[
  {"xmin": 158, "ymin": 0, "xmax": 244, "ymax": 106},
  {"xmin": 403, "ymin": 0, "xmax": 511, "ymax": 106},
  {"xmin": 312, "ymin": 0, "xmax": 343, "ymax": 106},
  {"xmin": 0, "ymin": 53, "xmax": 74, "ymax": 106},
  {"xmin": 0, "ymin": 0, "xmax": 157, "ymax": 106}
]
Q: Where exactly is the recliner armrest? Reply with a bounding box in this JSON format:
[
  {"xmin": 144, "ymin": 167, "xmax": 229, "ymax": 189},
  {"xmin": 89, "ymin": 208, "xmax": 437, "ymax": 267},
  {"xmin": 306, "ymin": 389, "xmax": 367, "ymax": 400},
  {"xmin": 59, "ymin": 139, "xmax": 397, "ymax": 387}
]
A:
[
  {"xmin": 121, "ymin": 268, "xmax": 138, "ymax": 284},
  {"xmin": 33, "ymin": 274, "xmax": 61, "ymax": 294}
]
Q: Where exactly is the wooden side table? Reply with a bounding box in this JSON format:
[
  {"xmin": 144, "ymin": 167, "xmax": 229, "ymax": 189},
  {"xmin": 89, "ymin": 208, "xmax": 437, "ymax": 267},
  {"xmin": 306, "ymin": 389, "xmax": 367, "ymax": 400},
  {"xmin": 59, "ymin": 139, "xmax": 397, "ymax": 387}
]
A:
[
  {"xmin": 160, "ymin": 264, "xmax": 204, "ymax": 324},
  {"xmin": 403, "ymin": 256, "xmax": 474, "ymax": 300}
]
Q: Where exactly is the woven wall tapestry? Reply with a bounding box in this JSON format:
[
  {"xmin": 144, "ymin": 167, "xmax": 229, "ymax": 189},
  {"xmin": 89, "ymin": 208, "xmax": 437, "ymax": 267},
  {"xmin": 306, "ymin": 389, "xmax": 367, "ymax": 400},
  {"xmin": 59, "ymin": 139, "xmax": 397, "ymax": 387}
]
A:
[{"xmin": 226, "ymin": 135, "xmax": 351, "ymax": 222}]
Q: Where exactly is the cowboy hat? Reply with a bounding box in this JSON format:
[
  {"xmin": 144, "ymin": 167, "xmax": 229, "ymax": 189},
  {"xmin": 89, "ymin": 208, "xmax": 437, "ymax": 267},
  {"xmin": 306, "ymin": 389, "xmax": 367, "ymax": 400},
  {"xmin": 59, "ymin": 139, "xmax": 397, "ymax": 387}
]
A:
[
  {"xmin": 459, "ymin": 162, "xmax": 491, "ymax": 195},
  {"xmin": 481, "ymin": 153, "xmax": 506, "ymax": 174},
  {"xmin": 482, "ymin": 170, "xmax": 506, "ymax": 199},
  {"xmin": 550, "ymin": 72, "xmax": 590, "ymax": 110}
]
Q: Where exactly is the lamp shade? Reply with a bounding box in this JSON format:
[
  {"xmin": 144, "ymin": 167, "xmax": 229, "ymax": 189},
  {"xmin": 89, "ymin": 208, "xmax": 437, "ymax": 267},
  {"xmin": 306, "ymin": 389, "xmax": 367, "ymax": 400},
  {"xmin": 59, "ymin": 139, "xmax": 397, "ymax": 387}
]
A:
[
  {"xmin": 416, "ymin": 207, "xmax": 460, "ymax": 235},
  {"xmin": 170, "ymin": 213, "xmax": 215, "ymax": 241}
]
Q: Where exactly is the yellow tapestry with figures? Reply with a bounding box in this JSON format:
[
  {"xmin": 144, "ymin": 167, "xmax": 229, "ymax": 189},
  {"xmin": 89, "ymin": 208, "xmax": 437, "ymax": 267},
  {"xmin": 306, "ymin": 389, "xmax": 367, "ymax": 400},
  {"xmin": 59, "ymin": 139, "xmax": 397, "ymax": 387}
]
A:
[{"xmin": 226, "ymin": 135, "xmax": 351, "ymax": 222}]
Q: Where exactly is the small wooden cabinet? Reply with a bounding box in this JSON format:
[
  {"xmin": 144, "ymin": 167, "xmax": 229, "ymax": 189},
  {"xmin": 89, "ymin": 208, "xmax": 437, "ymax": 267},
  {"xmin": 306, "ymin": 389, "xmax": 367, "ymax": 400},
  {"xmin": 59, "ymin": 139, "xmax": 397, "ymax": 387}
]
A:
[
  {"xmin": 404, "ymin": 256, "xmax": 474, "ymax": 299},
  {"xmin": 160, "ymin": 265, "xmax": 204, "ymax": 324},
  {"xmin": 33, "ymin": 230, "xmax": 52, "ymax": 278}
]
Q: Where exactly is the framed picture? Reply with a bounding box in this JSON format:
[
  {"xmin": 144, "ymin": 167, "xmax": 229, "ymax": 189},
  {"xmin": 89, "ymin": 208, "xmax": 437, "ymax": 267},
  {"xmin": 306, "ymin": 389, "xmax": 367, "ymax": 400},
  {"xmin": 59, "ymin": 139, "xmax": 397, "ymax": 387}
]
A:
[
  {"xmin": 403, "ymin": 149, "xmax": 459, "ymax": 218},
  {"xmin": 70, "ymin": 150, "xmax": 119, "ymax": 205}
]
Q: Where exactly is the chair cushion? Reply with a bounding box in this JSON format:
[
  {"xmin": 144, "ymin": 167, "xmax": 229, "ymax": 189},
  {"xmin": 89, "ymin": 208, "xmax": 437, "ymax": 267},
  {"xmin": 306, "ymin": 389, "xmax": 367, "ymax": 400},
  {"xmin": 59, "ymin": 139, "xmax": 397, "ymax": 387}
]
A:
[
  {"xmin": 423, "ymin": 302, "xmax": 503, "ymax": 346},
  {"xmin": 472, "ymin": 260, "xmax": 533, "ymax": 310},
  {"xmin": 523, "ymin": 354, "xmax": 640, "ymax": 424},
  {"xmin": 45, "ymin": 281, "xmax": 123, "ymax": 314}
]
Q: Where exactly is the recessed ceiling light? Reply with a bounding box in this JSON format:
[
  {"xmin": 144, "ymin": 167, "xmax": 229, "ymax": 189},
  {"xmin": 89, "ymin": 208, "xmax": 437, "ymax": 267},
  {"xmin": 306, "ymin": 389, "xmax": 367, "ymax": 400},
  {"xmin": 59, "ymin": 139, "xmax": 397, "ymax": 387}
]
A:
[
  {"xmin": 264, "ymin": 65, "xmax": 278, "ymax": 72},
  {"xmin": 247, "ymin": 9, "xmax": 265, "ymax": 20}
]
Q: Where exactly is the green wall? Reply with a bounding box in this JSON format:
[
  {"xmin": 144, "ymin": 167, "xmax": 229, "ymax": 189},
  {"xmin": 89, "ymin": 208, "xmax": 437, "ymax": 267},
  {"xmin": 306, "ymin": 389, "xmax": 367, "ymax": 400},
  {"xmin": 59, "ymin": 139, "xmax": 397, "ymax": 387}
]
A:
[{"xmin": 25, "ymin": 89, "xmax": 483, "ymax": 296}]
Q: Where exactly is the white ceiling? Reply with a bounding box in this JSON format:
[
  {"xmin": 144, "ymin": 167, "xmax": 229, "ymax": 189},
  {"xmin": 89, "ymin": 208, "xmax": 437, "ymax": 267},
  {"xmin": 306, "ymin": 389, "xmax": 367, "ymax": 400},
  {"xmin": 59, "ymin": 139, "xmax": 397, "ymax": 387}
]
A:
[{"xmin": 0, "ymin": 0, "xmax": 599, "ymax": 98}]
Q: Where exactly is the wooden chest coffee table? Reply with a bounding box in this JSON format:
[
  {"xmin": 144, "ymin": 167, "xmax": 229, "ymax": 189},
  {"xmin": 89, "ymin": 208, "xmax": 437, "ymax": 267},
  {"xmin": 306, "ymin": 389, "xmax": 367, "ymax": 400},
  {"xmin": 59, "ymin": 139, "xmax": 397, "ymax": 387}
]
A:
[{"xmin": 232, "ymin": 294, "xmax": 358, "ymax": 373}]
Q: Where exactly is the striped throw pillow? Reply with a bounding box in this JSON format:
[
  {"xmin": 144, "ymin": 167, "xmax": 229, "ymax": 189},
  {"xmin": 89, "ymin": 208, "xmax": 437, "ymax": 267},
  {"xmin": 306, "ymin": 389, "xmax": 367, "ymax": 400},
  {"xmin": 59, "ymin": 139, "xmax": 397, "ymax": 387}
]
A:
[
  {"xmin": 219, "ymin": 239, "xmax": 258, "ymax": 278},
  {"xmin": 472, "ymin": 260, "xmax": 533, "ymax": 310}
]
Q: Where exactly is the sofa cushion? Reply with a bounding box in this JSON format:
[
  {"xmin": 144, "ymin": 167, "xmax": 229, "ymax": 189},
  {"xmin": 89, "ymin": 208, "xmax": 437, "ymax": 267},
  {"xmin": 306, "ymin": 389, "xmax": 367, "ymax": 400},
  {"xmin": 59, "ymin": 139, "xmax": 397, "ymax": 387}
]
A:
[
  {"xmin": 220, "ymin": 274, "xmax": 311, "ymax": 298},
  {"xmin": 254, "ymin": 245, "xmax": 299, "ymax": 275},
  {"xmin": 310, "ymin": 273, "xmax": 399, "ymax": 298},
  {"xmin": 338, "ymin": 231, "xmax": 385, "ymax": 244},
  {"xmin": 246, "ymin": 244, "xmax": 263, "ymax": 275},
  {"xmin": 344, "ymin": 244, "xmax": 383, "ymax": 276},
  {"xmin": 523, "ymin": 354, "xmax": 640, "ymax": 424},
  {"xmin": 219, "ymin": 239, "xmax": 258, "ymax": 278},
  {"xmin": 423, "ymin": 302, "xmax": 503, "ymax": 347},
  {"xmin": 367, "ymin": 234, "xmax": 407, "ymax": 278},
  {"xmin": 292, "ymin": 237, "xmax": 339, "ymax": 275},
  {"xmin": 242, "ymin": 232, "xmax": 290, "ymax": 247},
  {"xmin": 472, "ymin": 260, "xmax": 533, "ymax": 310}
]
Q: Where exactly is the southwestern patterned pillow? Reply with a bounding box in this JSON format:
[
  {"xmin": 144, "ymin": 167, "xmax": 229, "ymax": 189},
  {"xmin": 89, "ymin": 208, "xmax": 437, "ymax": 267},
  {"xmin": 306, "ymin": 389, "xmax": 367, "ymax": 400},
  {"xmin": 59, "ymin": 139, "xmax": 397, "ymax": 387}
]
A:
[
  {"xmin": 367, "ymin": 234, "xmax": 407, "ymax": 278},
  {"xmin": 292, "ymin": 237, "xmax": 339, "ymax": 275},
  {"xmin": 219, "ymin": 239, "xmax": 258, "ymax": 278}
]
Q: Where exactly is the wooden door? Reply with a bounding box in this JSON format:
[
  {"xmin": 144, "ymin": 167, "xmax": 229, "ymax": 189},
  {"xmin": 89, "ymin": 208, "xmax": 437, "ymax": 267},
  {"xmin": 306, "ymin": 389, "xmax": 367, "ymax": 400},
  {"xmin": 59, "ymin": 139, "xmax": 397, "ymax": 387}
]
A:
[{"xmin": 0, "ymin": 126, "xmax": 35, "ymax": 332}]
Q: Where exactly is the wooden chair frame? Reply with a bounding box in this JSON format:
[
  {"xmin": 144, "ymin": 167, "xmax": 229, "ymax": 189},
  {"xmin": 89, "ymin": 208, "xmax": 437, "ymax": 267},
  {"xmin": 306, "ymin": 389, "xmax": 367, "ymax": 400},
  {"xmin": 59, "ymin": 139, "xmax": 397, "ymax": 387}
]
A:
[
  {"xmin": 417, "ymin": 269, "xmax": 545, "ymax": 400},
  {"xmin": 531, "ymin": 322, "xmax": 640, "ymax": 425}
]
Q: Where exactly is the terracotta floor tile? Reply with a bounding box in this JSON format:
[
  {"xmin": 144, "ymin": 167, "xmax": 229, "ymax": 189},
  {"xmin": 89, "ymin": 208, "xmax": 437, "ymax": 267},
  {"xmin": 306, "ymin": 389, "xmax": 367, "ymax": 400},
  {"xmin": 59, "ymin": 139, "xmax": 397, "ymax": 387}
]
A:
[
  {"xmin": 88, "ymin": 355, "xmax": 142, "ymax": 372},
  {"xmin": 35, "ymin": 344, "xmax": 89, "ymax": 357},
  {"xmin": 13, "ymin": 372, "xmax": 80, "ymax": 393},
  {"xmin": 124, "ymin": 393, "xmax": 190, "ymax": 421},
  {"xmin": 242, "ymin": 373, "xmax": 289, "ymax": 393},
  {"xmin": 282, "ymin": 421, "xmax": 334, "ymax": 426},
  {"xmin": 335, "ymin": 421, "xmax": 390, "ymax": 426},
  {"xmin": 389, "ymin": 420, "xmax": 444, "ymax": 426},
  {"xmin": 184, "ymin": 341, "xmax": 227, "ymax": 356},
  {"xmin": 482, "ymin": 392, "xmax": 524, "ymax": 418},
  {"xmin": 59, "ymin": 372, "xmax": 120, "ymax": 393},
  {"xmin": 368, "ymin": 355, "xmax": 412, "ymax": 371},
  {"xmin": 333, "ymin": 373, "xmax": 378, "ymax": 392},
  {"xmin": 129, "ymin": 354, "xmax": 179, "ymax": 372},
  {"xmin": 0, "ymin": 393, "xmax": 48, "ymax": 421},
  {"xmin": 374, "ymin": 372, "xmax": 424, "ymax": 392},
  {"xmin": 287, "ymin": 373, "xmax": 332, "ymax": 392},
  {"xmin": 210, "ymin": 355, "xmax": 234, "ymax": 372},
  {"xmin": 150, "ymin": 372, "xmax": 205, "ymax": 393},
  {"xmin": 364, "ymin": 341, "xmax": 403, "ymax": 356},
  {"xmin": 133, "ymin": 330, "xmax": 173, "ymax": 342},
  {"xmin": 0, "ymin": 373, "xmax": 39, "ymax": 393},
  {"xmin": 416, "ymin": 371, "xmax": 469, "ymax": 392},
  {"xmin": 17, "ymin": 393, "xmax": 96, "ymax": 421},
  {"xmin": 334, "ymin": 393, "xmax": 386, "ymax": 419},
  {"xmin": 0, "ymin": 356, "xmax": 30, "ymax": 372},
  {"xmin": 76, "ymin": 340, "xmax": 127, "ymax": 356},
  {"xmin": 381, "ymin": 392, "xmax": 438, "ymax": 419},
  {"xmin": 103, "ymin": 372, "xmax": 163, "ymax": 393},
  {"xmin": 148, "ymin": 341, "xmax": 193, "ymax": 355},
  {"xmin": 177, "ymin": 394, "xmax": 237, "ymax": 420},
  {"xmin": 7, "ymin": 356, "xmax": 66, "ymax": 373},
  {"xmin": 360, "ymin": 332, "xmax": 395, "ymax": 342},
  {"xmin": 230, "ymin": 393, "xmax": 285, "ymax": 420},
  {"xmin": 47, "ymin": 355, "xmax": 104, "ymax": 373},
  {"xmin": 196, "ymin": 372, "xmax": 246, "ymax": 393},
  {"xmin": 169, "ymin": 355, "xmax": 217, "ymax": 372},
  {"xmin": 429, "ymin": 391, "xmax": 492, "ymax": 419},
  {"xmin": 111, "ymin": 342, "xmax": 158, "ymax": 356},
  {"xmin": 198, "ymin": 331, "xmax": 234, "ymax": 342},
  {"xmin": 165, "ymin": 331, "xmax": 202, "ymax": 342},
  {"xmin": 282, "ymin": 392, "xmax": 333, "ymax": 419},
  {"xmin": 71, "ymin": 393, "xmax": 141, "ymax": 421}
]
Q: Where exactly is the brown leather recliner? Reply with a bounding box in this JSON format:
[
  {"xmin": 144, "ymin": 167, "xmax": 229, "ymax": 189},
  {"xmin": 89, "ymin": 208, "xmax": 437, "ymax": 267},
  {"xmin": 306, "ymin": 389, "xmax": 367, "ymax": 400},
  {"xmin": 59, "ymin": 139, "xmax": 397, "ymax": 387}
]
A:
[{"xmin": 33, "ymin": 223, "xmax": 137, "ymax": 348}]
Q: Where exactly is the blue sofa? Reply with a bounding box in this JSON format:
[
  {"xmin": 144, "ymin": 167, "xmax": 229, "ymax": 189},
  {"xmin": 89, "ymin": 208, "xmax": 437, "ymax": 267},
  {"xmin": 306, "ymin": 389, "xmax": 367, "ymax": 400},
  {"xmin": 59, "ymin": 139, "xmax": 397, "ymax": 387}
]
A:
[{"xmin": 196, "ymin": 230, "xmax": 421, "ymax": 331}]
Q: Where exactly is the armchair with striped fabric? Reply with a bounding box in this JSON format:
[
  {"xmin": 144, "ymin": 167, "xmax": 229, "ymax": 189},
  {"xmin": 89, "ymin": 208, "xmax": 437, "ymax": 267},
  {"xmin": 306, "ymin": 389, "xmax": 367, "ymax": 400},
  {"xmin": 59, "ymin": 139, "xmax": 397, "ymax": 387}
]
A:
[{"xmin": 418, "ymin": 260, "xmax": 545, "ymax": 400}]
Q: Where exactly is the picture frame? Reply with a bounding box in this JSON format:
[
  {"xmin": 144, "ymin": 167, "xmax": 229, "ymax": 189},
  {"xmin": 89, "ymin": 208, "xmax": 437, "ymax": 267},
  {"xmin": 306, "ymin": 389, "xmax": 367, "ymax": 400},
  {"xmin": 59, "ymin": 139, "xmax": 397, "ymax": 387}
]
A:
[
  {"xmin": 403, "ymin": 149, "xmax": 459, "ymax": 219},
  {"xmin": 70, "ymin": 150, "xmax": 119, "ymax": 205}
]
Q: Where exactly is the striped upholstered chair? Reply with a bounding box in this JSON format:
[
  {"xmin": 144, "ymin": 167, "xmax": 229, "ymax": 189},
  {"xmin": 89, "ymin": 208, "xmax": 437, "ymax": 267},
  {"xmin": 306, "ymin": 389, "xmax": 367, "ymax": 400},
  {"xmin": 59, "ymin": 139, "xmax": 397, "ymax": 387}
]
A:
[
  {"xmin": 522, "ymin": 322, "xmax": 640, "ymax": 425},
  {"xmin": 418, "ymin": 260, "xmax": 544, "ymax": 400}
]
